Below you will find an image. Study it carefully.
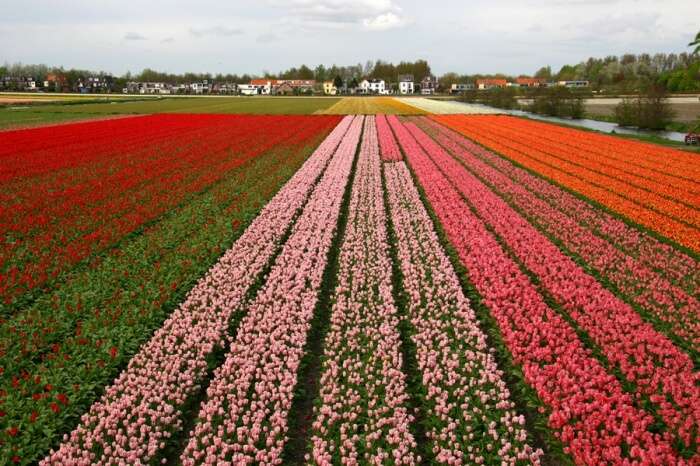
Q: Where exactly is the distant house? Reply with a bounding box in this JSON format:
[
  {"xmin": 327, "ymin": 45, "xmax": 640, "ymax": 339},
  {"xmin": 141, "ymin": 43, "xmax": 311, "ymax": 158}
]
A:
[
  {"xmin": 128, "ymin": 82, "xmax": 172, "ymax": 94},
  {"xmin": 44, "ymin": 73, "xmax": 68, "ymax": 92},
  {"xmin": 450, "ymin": 83, "xmax": 474, "ymax": 94},
  {"xmin": 475, "ymin": 78, "xmax": 507, "ymax": 90},
  {"xmin": 515, "ymin": 77, "xmax": 546, "ymax": 87},
  {"xmin": 213, "ymin": 83, "xmax": 237, "ymax": 95},
  {"xmin": 323, "ymin": 81, "xmax": 338, "ymax": 95},
  {"xmin": 249, "ymin": 79, "xmax": 275, "ymax": 95},
  {"xmin": 360, "ymin": 79, "xmax": 386, "ymax": 94},
  {"xmin": 557, "ymin": 80, "xmax": 590, "ymax": 88},
  {"xmin": 0, "ymin": 76, "xmax": 37, "ymax": 91},
  {"xmin": 398, "ymin": 74, "xmax": 414, "ymax": 95},
  {"xmin": 282, "ymin": 79, "xmax": 315, "ymax": 94},
  {"xmin": 276, "ymin": 82, "xmax": 295, "ymax": 95},
  {"xmin": 76, "ymin": 76, "xmax": 114, "ymax": 93},
  {"xmin": 190, "ymin": 81, "xmax": 211, "ymax": 94},
  {"xmin": 238, "ymin": 84, "xmax": 260, "ymax": 95},
  {"xmin": 420, "ymin": 75, "xmax": 438, "ymax": 95}
]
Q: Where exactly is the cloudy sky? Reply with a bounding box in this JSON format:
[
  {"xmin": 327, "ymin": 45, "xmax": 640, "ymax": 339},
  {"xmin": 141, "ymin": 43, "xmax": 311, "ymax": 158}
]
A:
[{"xmin": 2, "ymin": 0, "xmax": 698, "ymax": 76}]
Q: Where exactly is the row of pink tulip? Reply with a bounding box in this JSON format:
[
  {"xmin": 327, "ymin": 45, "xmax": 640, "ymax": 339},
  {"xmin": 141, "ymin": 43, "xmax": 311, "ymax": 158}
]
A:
[
  {"xmin": 405, "ymin": 120, "xmax": 700, "ymax": 453},
  {"xmin": 308, "ymin": 116, "xmax": 418, "ymax": 465},
  {"xmin": 419, "ymin": 118, "xmax": 700, "ymax": 299},
  {"xmin": 387, "ymin": 115, "xmax": 684, "ymax": 465},
  {"xmin": 377, "ymin": 114, "xmax": 402, "ymax": 162},
  {"xmin": 415, "ymin": 118, "xmax": 699, "ymax": 350},
  {"xmin": 384, "ymin": 160, "xmax": 541, "ymax": 465},
  {"xmin": 41, "ymin": 116, "xmax": 356, "ymax": 465},
  {"xmin": 179, "ymin": 116, "xmax": 364, "ymax": 465}
]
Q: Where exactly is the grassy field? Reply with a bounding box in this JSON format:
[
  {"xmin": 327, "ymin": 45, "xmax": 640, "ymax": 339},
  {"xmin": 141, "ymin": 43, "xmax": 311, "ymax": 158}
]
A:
[
  {"xmin": 321, "ymin": 97, "xmax": 425, "ymax": 115},
  {"xmin": 0, "ymin": 96, "xmax": 341, "ymax": 129}
]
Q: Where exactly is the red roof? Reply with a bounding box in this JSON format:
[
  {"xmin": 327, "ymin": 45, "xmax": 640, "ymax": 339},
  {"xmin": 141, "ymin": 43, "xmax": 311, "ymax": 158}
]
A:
[
  {"xmin": 476, "ymin": 79, "xmax": 507, "ymax": 86},
  {"xmin": 250, "ymin": 79, "xmax": 278, "ymax": 86},
  {"xmin": 515, "ymin": 77, "xmax": 546, "ymax": 85}
]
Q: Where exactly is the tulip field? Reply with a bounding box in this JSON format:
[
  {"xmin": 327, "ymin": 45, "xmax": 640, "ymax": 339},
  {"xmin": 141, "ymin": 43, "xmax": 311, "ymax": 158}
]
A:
[{"xmin": 1, "ymin": 107, "xmax": 698, "ymax": 465}]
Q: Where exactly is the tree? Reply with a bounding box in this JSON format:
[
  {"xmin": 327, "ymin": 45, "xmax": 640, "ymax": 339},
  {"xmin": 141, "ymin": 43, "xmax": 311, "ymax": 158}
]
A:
[
  {"xmin": 314, "ymin": 64, "xmax": 327, "ymax": 81},
  {"xmin": 534, "ymin": 66, "xmax": 552, "ymax": 80},
  {"xmin": 333, "ymin": 75, "xmax": 343, "ymax": 89},
  {"xmin": 613, "ymin": 84, "xmax": 675, "ymax": 130},
  {"xmin": 689, "ymin": 30, "xmax": 700, "ymax": 54}
]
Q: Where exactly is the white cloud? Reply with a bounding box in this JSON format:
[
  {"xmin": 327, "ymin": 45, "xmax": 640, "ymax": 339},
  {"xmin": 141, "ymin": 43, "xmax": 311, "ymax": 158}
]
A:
[
  {"xmin": 268, "ymin": 0, "xmax": 409, "ymax": 30},
  {"xmin": 189, "ymin": 26, "xmax": 243, "ymax": 37},
  {"xmin": 123, "ymin": 31, "xmax": 147, "ymax": 40},
  {"xmin": 363, "ymin": 12, "xmax": 408, "ymax": 31},
  {"xmin": 1, "ymin": 0, "xmax": 698, "ymax": 76},
  {"xmin": 256, "ymin": 32, "xmax": 280, "ymax": 43}
]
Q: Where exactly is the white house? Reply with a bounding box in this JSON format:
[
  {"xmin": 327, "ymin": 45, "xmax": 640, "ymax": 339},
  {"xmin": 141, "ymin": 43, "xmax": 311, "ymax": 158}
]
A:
[
  {"xmin": 238, "ymin": 84, "xmax": 260, "ymax": 95},
  {"xmin": 360, "ymin": 79, "xmax": 386, "ymax": 94},
  {"xmin": 450, "ymin": 83, "xmax": 474, "ymax": 94},
  {"xmin": 398, "ymin": 74, "xmax": 414, "ymax": 95},
  {"xmin": 420, "ymin": 75, "xmax": 438, "ymax": 95},
  {"xmin": 557, "ymin": 80, "xmax": 590, "ymax": 88},
  {"xmin": 190, "ymin": 81, "xmax": 210, "ymax": 94}
]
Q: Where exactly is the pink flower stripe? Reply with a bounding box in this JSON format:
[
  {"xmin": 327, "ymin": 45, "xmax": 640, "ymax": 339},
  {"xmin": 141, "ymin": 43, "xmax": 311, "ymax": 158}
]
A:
[
  {"xmin": 419, "ymin": 117, "xmax": 700, "ymax": 298},
  {"xmin": 414, "ymin": 118, "xmax": 700, "ymax": 350},
  {"xmin": 179, "ymin": 116, "xmax": 364, "ymax": 465},
  {"xmin": 384, "ymin": 161, "xmax": 542, "ymax": 465},
  {"xmin": 387, "ymin": 115, "xmax": 682, "ymax": 465},
  {"xmin": 404, "ymin": 120, "xmax": 700, "ymax": 454},
  {"xmin": 377, "ymin": 114, "xmax": 402, "ymax": 162},
  {"xmin": 308, "ymin": 116, "xmax": 417, "ymax": 465},
  {"xmin": 41, "ymin": 115, "xmax": 355, "ymax": 466}
]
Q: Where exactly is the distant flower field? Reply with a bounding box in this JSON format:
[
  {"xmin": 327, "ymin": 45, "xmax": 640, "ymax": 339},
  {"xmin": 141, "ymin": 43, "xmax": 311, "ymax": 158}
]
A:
[
  {"xmin": 321, "ymin": 96, "xmax": 425, "ymax": 115},
  {"xmin": 400, "ymin": 97, "xmax": 501, "ymax": 114},
  {"xmin": 1, "ymin": 110, "xmax": 698, "ymax": 465}
]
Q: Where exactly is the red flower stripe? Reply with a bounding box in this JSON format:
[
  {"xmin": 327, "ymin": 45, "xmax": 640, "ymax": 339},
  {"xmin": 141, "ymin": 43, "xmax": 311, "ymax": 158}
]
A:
[
  {"xmin": 432, "ymin": 115, "xmax": 700, "ymax": 252},
  {"xmin": 415, "ymin": 117, "xmax": 700, "ymax": 351},
  {"xmin": 418, "ymin": 117, "xmax": 700, "ymax": 298},
  {"xmin": 309, "ymin": 116, "xmax": 417, "ymax": 464},
  {"xmin": 405, "ymin": 120, "xmax": 700, "ymax": 455},
  {"xmin": 384, "ymin": 160, "xmax": 542, "ymax": 465},
  {"xmin": 387, "ymin": 115, "xmax": 683, "ymax": 465},
  {"xmin": 179, "ymin": 117, "xmax": 363, "ymax": 465},
  {"xmin": 1, "ymin": 114, "xmax": 341, "ymax": 309},
  {"xmin": 40, "ymin": 116, "xmax": 354, "ymax": 465}
]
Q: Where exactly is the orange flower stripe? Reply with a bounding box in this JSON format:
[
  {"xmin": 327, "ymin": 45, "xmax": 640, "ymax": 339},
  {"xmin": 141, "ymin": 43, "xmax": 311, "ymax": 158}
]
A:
[{"xmin": 433, "ymin": 115, "xmax": 700, "ymax": 252}]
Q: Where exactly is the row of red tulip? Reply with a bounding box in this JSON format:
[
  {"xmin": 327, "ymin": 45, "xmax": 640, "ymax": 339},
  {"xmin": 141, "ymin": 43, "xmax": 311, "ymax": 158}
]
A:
[
  {"xmin": 418, "ymin": 118, "xmax": 699, "ymax": 298},
  {"xmin": 387, "ymin": 115, "xmax": 684, "ymax": 464},
  {"xmin": 384, "ymin": 160, "xmax": 542, "ymax": 465},
  {"xmin": 1, "ymin": 115, "xmax": 339, "ymax": 310},
  {"xmin": 308, "ymin": 116, "xmax": 418, "ymax": 465},
  {"xmin": 179, "ymin": 116, "xmax": 363, "ymax": 465},
  {"xmin": 405, "ymin": 120, "xmax": 699, "ymax": 454},
  {"xmin": 432, "ymin": 115, "xmax": 700, "ymax": 252},
  {"xmin": 416, "ymin": 118, "xmax": 699, "ymax": 351},
  {"xmin": 41, "ymin": 116, "xmax": 356, "ymax": 465}
]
